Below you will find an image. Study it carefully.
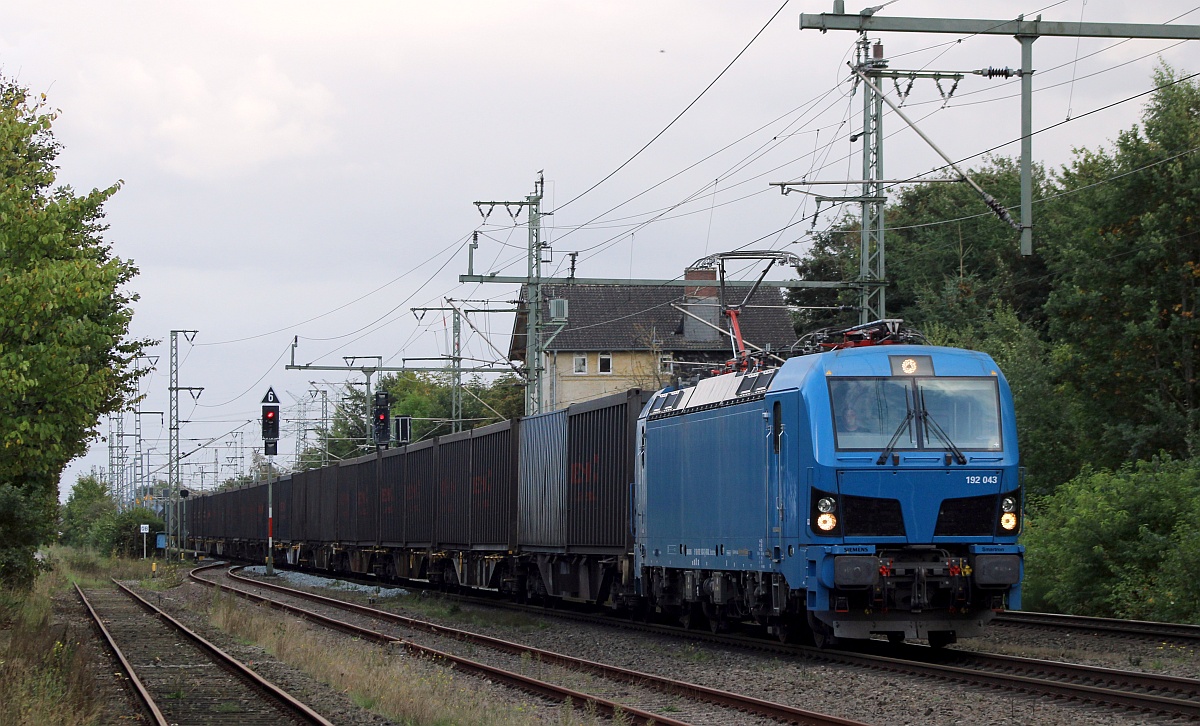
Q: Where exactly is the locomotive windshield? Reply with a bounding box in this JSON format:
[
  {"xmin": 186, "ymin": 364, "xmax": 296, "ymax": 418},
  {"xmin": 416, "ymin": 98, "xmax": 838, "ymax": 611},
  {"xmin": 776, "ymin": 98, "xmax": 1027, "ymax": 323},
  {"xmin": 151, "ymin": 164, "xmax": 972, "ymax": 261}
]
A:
[{"xmin": 830, "ymin": 377, "xmax": 1002, "ymax": 452}]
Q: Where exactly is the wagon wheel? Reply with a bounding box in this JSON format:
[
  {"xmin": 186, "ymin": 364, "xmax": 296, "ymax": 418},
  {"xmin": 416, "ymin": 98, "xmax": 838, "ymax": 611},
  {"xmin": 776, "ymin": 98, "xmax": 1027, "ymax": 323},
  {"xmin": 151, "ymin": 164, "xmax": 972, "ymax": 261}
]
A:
[{"xmin": 679, "ymin": 604, "xmax": 700, "ymax": 630}]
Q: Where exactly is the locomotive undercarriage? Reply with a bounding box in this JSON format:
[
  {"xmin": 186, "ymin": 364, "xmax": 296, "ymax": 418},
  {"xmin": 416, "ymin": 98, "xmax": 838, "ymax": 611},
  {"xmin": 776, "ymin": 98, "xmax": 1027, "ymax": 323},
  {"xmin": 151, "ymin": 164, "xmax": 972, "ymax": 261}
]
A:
[
  {"xmin": 643, "ymin": 566, "xmax": 795, "ymax": 635},
  {"xmin": 813, "ymin": 547, "xmax": 1020, "ymax": 644}
]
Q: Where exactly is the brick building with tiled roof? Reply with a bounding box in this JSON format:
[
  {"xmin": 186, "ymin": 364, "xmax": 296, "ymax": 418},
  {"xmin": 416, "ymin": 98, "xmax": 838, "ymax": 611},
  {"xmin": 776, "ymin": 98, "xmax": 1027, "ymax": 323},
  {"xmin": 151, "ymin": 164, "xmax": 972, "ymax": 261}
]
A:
[{"xmin": 508, "ymin": 268, "xmax": 798, "ymax": 409}]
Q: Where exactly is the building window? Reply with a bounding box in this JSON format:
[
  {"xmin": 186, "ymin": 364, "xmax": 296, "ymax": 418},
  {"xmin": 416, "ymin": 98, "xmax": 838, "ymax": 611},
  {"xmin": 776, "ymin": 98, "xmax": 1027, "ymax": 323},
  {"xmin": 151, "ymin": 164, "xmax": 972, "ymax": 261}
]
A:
[
  {"xmin": 599, "ymin": 353, "xmax": 613, "ymax": 374},
  {"xmin": 659, "ymin": 355, "xmax": 673, "ymax": 374},
  {"xmin": 573, "ymin": 353, "xmax": 587, "ymax": 374}
]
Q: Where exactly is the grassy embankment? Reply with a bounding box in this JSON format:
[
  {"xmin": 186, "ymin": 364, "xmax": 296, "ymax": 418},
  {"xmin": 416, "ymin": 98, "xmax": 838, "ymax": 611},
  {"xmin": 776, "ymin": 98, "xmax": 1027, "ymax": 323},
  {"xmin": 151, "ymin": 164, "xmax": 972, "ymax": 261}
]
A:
[{"xmin": 0, "ymin": 547, "xmax": 176, "ymax": 726}]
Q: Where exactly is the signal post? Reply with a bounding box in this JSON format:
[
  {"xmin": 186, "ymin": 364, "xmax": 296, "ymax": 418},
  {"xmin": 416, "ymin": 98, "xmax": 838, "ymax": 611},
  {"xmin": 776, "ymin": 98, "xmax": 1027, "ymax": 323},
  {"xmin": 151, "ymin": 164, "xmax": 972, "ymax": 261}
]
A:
[{"xmin": 262, "ymin": 387, "xmax": 280, "ymax": 576}]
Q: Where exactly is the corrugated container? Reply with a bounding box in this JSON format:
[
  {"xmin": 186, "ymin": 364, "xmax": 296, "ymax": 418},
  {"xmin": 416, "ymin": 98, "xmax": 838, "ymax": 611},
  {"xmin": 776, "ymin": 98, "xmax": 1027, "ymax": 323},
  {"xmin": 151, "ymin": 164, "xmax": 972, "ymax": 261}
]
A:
[
  {"xmin": 318, "ymin": 465, "xmax": 339, "ymax": 542},
  {"xmin": 274, "ymin": 475, "xmax": 293, "ymax": 541},
  {"xmin": 565, "ymin": 389, "xmax": 648, "ymax": 551},
  {"xmin": 303, "ymin": 468, "xmax": 322, "ymax": 542},
  {"xmin": 230, "ymin": 487, "xmax": 246, "ymax": 539},
  {"xmin": 337, "ymin": 459, "xmax": 360, "ymax": 543},
  {"xmin": 186, "ymin": 495, "xmax": 199, "ymax": 539},
  {"xmin": 470, "ymin": 420, "xmax": 519, "ymax": 549},
  {"xmin": 379, "ymin": 448, "xmax": 405, "ymax": 545},
  {"xmin": 404, "ymin": 441, "xmax": 437, "ymax": 546},
  {"xmin": 435, "ymin": 431, "xmax": 472, "ymax": 548},
  {"xmin": 290, "ymin": 470, "xmax": 309, "ymax": 541},
  {"xmin": 252, "ymin": 483, "xmax": 269, "ymax": 541},
  {"xmin": 217, "ymin": 490, "xmax": 229, "ymax": 539},
  {"xmin": 357, "ymin": 456, "xmax": 379, "ymax": 545},
  {"xmin": 518, "ymin": 408, "xmax": 568, "ymax": 548}
]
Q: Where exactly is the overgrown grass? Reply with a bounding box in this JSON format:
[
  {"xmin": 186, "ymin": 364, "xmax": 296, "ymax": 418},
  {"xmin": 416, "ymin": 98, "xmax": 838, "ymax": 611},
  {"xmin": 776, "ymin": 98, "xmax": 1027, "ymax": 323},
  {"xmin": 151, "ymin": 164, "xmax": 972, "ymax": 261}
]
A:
[
  {"xmin": 208, "ymin": 592, "xmax": 608, "ymax": 725},
  {"xmin": 52, "ymin": 545, "xmax": 185, "ymax": 590},
  {"xmin": 0, "ymin": 565, "xmax": 102, "ymax": 726}
]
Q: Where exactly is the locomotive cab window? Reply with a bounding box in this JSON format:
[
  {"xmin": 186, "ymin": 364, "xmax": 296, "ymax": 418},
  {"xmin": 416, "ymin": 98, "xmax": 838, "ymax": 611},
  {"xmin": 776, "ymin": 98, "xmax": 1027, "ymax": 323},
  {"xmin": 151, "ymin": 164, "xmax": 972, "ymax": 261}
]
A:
[{"xmin": 829, "ymin": 376, "xmax": 1002, "ymax": 452}]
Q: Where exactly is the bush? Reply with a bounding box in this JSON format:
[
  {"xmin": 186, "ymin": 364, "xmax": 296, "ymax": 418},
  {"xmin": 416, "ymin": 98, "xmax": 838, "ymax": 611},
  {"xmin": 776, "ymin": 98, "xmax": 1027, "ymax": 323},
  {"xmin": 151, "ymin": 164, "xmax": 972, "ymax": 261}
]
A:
[
  {"xmin": 85, "ymin": 508, "xmax": 163, "ymax": 557},
  {"xmin": 1022, "ymin": 456, "xmax": 1200, "ymax": 621}
]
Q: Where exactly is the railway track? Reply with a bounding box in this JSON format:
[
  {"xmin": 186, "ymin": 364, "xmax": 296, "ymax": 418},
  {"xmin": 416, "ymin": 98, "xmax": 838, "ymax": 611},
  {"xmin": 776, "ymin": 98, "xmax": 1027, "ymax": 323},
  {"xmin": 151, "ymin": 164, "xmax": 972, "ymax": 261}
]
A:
[
  {"xmin": 225, "ymin": 565, "xmax": 1200, "ymax": 722},
  {"xmin": 996, "ymin": 610, "xmax": 1200, "ymax": 643},
  {"xmin": 190, "ymin": 564, "xmax": 867, "ymax": 726},
  {"xmin": 76, "ymin": 579, "xmax": 333, "ymax": 726}
]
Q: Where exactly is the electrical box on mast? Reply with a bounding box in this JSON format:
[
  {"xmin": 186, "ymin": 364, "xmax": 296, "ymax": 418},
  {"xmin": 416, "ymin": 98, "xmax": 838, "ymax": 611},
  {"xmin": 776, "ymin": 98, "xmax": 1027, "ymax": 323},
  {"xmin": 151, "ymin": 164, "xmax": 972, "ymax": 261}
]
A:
[{"xmin": 393, "ymin": 415, "xmax": 412, "ymax": 445}]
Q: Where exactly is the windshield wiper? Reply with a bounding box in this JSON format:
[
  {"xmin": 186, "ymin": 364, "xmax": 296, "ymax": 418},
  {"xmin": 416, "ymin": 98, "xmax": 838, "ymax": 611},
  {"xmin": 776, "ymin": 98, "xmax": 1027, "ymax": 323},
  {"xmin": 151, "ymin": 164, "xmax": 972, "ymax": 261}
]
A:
[
  {"xmin": 876, "ymin": 410, "xmax": 914, "ymax": 465},
  {"xmin": 921, "ymin": 410, "xmax": 967, "ymax": 465}
]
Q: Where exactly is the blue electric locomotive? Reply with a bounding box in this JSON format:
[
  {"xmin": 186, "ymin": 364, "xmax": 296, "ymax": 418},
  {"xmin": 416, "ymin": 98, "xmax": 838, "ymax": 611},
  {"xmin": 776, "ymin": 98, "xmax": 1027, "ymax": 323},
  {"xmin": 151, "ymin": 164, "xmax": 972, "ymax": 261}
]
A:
[{"xmin": 635, "ymin": 338, "xmax": 1022, "ymax": 647}]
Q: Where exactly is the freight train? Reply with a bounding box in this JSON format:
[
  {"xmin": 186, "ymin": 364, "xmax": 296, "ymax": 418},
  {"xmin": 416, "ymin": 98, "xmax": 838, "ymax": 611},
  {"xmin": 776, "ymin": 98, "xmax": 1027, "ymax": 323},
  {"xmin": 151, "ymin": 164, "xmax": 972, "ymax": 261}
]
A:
[{"xmin": 187, "ymin": 323, "xmax": 1023, "ymax": 648}]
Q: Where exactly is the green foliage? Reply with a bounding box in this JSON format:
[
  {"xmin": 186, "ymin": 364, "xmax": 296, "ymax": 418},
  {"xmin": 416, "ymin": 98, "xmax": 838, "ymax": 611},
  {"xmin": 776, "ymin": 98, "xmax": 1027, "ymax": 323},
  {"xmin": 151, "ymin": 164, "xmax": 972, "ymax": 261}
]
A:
[
  {"xmin": 1022, "ymin": 458, "xmax": 1200, "ymax": 621},
  {"xmin": 296, "ymin": 372, "xmax": 527, "ymax": 467},
  {"xmin": 58, "ymin": 470, "xmax": 115, "ymax": 546},
  {"xmin": 1044, "ymin": 64, "xmax": 1200, "ymax": 467},
  {"xmin": 0, "ymin": 78, "xmax": 149, "ymax": 588},
  {"xmin": 84, "ymin": 507, "xmax": 162, "ymax": 558}
]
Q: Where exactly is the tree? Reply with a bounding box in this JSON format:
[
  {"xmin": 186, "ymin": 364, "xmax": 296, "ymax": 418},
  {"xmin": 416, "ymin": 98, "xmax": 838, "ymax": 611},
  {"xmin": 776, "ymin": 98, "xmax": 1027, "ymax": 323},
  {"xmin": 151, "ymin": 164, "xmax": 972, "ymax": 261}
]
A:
[
  {"xmin": 0, "ymin": 79, "xmax": 149, "ymax": 587},
  {"xmin": 1044, "ymin": 64, "xmax": 1200, "ymax": 466},
  {"xmin": 59, "ymin": 470, "xmax": 116, "ymax": 546}
]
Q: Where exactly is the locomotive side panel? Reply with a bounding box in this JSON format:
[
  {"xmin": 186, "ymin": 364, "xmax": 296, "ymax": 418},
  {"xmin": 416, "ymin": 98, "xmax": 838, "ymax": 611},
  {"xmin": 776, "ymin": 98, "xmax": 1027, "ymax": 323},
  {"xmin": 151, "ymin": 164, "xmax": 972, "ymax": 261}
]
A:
[{"xmin": 643, "ymin": 400, "xmax": 773, "ymax": 571}]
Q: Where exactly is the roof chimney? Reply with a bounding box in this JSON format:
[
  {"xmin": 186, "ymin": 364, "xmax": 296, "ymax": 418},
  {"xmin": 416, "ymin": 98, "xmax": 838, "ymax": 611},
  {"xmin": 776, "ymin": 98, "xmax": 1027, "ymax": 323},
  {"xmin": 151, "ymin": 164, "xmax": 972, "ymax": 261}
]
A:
[{"xmin": 684, "ymin": 267, "xmax": 717, "ymax": 298}]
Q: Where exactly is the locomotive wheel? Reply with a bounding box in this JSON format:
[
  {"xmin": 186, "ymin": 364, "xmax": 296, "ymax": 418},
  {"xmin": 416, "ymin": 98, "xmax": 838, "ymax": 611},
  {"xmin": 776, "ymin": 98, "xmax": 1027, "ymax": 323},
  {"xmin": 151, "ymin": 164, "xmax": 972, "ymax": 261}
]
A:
[
  {"xmin": 886, "ymin": 633, "xmax": 905, "ymax": 645},
  {"xmin": 773, "ymin": 621, "xmax": 790, "ymax": 644},
  {"xmin": 811, "ymin": 627, "xmax": 838, "ymax": 649},
  {"xmin": 927, "ymin": 631, "xmax": 955, "ymax": 649},
  {"xmin": 807, "ymin": 614, "xmax": 838, "ymax": 649},
  {"xmin": 680, "ymin": 604, "xmax": 701, "ymax": 630}
]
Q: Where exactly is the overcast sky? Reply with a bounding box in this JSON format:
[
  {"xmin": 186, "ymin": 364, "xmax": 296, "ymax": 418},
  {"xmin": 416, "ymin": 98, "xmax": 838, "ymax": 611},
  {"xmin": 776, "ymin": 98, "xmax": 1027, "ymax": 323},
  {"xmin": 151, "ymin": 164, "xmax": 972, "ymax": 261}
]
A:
[{"xmin": 7, "ymin": 1, "xmax": 1196, "ymax": 501}]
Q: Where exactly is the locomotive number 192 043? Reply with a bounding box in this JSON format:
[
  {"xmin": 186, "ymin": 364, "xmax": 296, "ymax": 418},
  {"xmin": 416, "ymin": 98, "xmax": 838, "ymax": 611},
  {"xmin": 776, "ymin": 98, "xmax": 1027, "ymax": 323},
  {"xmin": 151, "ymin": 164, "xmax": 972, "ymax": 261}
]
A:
[{"xmin": 965, "ymin": 475, "xmax": 999, "ymax": 485}]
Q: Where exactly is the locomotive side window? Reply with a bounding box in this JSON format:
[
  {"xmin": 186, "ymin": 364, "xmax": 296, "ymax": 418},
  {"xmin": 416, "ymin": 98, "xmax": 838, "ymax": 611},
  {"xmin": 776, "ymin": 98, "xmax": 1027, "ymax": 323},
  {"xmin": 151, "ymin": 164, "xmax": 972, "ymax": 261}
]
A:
[
  {"xmin": 829, "ymin": 376, "xmax": 1001, "ymax": 452},
  {"xmin": 772, "ymin": 401, "xmax": 782, "ymax": 454}
]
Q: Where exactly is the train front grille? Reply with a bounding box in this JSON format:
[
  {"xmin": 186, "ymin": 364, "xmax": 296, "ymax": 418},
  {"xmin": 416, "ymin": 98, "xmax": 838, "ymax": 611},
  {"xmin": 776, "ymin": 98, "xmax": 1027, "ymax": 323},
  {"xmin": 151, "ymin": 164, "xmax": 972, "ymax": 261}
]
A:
[
  {"xmin": 934, "ymin": 494, "xmax": 996, "ymax": 536},
  {"xmin": 841, "ymin": 495, "xmax": 906, "ymax": 537}
]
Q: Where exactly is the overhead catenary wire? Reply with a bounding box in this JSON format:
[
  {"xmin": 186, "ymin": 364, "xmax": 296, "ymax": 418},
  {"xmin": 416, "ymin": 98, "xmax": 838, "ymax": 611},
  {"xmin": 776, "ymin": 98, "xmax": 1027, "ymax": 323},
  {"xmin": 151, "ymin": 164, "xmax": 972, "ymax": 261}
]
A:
[{"xmin": 550, "ymin": 0, "xmax": 792, "ymax": 216}]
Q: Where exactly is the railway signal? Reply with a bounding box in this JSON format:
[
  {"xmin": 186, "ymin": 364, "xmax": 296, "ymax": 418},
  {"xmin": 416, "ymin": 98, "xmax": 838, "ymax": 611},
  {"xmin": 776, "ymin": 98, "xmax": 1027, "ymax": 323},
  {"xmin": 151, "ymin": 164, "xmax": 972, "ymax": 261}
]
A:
[
  {"xmin": 261, "ymin": 387, "xmax": 280, "ymax": 455},
  {"xmin": 373, "ymin": 391, "xmax": 390, "ymax": 448}
]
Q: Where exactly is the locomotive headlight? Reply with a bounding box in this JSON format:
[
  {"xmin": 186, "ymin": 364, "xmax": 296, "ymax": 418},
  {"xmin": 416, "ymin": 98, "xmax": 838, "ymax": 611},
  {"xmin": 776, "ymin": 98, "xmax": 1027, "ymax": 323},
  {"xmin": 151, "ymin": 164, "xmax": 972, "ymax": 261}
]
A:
[
  {"xmin": 817, "ymin": 497, "xmax": 837, "ymax": 514},
  {"xmin": 1000, "ymin": 512, "xmax": 1018, "ymax": 531},
  {"xmin": 1001, "ymin": 495, "xmax": 1017, "ymax": 513},
  {"xmin": 817, "ymin": 513, "xmax": 838, "ymax": 531}
]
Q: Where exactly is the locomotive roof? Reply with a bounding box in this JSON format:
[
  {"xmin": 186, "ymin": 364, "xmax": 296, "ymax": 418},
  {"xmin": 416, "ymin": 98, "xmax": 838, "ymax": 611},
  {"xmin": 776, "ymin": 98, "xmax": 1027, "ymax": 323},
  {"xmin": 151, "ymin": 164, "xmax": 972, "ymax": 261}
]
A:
[{"xmin": 644, "ymin": 345, "xmax": 1004, "ymax": 418}]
